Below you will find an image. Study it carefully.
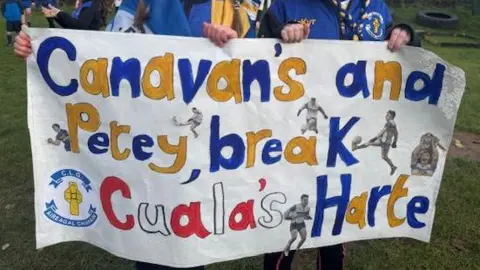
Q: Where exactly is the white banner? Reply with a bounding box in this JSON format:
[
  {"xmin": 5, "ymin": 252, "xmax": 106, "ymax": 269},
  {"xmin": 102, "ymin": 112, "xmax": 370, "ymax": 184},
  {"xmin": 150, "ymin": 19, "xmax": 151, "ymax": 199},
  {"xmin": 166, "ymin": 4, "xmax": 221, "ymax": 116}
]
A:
[{"xmin": 28, "ymin": 28, "xmax": 465, "ymax": 267}]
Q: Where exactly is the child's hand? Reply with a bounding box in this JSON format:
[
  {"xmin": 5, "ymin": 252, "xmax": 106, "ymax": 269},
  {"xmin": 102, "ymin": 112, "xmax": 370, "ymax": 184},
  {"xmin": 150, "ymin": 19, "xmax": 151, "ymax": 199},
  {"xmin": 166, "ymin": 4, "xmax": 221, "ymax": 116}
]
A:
[
  {"xmin": 203, "ymin": 23, "xmax": 238, "ymax": 48},
  {"xmin": 42, "ymin": 5, "xmax": 61, "ymax": 18},
  {"xmin": 14, "ymin": 26, "xmax": 32, "ymax": 59},
  {"xmin": 281, "ymin": 23, "xmax": 310, "ymax": 43},
  {"xmin": 387, "ymin": 27, "xmax": 411, "ymax": 52}
]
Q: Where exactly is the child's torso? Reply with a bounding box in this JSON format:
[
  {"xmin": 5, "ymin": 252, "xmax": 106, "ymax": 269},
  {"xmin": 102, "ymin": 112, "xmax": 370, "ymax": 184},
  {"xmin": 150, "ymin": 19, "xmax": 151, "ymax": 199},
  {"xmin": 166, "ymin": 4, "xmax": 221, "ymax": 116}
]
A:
[
  {"xmin": 181, "ymin": 0, "xmax": 211, "ymax": 38},
  {"xmin": 273, "ymin": 0, "xmax": 381, "ymax": 40},
  {"xmin": 4, "ymin": 0, "xmax": 22, "ymax": 22},
  {"xmin": 278, "ymin": 0, "xmax": 342, "ymax": 40},
  {"xmin": 108, "ymin": 0, "xmax": 256, "ymax": 37}
]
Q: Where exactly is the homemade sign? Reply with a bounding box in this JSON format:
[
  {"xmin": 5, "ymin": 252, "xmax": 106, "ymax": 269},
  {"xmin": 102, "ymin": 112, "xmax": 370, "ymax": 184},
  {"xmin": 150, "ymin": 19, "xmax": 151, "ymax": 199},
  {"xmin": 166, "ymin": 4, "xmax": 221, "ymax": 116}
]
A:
[{"xmin": 28, "ymin": 28, "xmax": 465, "ymax": 267}]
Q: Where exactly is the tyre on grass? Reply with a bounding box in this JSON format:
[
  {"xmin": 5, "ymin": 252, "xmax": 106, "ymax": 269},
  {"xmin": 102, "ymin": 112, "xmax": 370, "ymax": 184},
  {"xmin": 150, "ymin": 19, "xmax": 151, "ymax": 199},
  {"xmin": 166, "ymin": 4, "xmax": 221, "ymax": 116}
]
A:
[{"xmin": 415, "ymin": 10, "xmax": 459, "ymax": 29}]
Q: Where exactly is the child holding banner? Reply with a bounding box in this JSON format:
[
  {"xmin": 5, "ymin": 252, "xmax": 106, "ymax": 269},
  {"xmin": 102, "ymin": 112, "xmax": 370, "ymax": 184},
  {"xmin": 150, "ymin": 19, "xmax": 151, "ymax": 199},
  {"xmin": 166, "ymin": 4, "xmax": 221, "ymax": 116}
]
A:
[
  {"xmin": 257, "ymin": 0, "xmax": 419, "ymax": 269},
  {"xmin": 14, "ymin": 0, "xmax": 260, "ymax": 57},
  {"xmin": 106, "ymin": 0, "xmax": 260, "ymax": 45},
  {"xmin": 21, "ymin": 0, "xmax": 32, "ymax": 26},
  {"xmin": 12, "ymin": 2, "xmax": 417, "ymax": 270},
  {"xmin": 104, "ymin": 1, "xmax": 262, "ymax": 269},
  {"xmin": 258, "ymin": 0, "xmax": 419, "ymax": 51},
  {"xmin": 2, "ymin": 0, "xmax": 25, "ymax": 47},
  {"xmin": 13, "ymin": 0, "xmax": 109, "ymax": 56},
  {"xmin": 116, "ymin": 2, "xmax": 259, "ymax": 270}
]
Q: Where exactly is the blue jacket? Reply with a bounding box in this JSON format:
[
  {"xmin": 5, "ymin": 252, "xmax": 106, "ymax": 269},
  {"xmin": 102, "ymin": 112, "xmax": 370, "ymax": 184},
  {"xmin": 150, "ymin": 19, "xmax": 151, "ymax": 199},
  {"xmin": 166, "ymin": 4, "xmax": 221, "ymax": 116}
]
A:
[
  {"xmin": 2, "ymin": 0, "xmax": 23, "ymax": 22},
  {"xmin": 259, "ymin": 0, "xmax": 418, "ymax": 45},
  {"xmin": 106, "ymin": 0, "xmax": 191, "ymax": 36},
  {"xmin": 181, "ymin": 0, "xmax": 212, "ymax": 37},
  {"xmin": 180, "ymin": 0, "xmax": 257, "ymax": 38},
  {"xmin": 107, "ymin": 0, "xmax": 258, "ymax": 38}
]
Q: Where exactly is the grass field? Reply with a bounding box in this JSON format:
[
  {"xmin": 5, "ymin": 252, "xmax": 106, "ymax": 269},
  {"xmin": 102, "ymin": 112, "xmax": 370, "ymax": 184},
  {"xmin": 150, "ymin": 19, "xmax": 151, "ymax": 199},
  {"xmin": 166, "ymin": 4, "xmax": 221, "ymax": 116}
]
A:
[{"xmin": 1, "ymin": 5, "xmax": 479, "ymax": 270}]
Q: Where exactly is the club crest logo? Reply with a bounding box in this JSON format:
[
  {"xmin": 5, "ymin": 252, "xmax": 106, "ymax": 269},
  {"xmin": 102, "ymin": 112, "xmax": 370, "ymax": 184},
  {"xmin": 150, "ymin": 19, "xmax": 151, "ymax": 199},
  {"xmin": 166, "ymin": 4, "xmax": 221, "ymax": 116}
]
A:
[
  {"xmin": 44, "ymin": 169, "xmax": 98, "ymax": 228},
  {"xmin": 365, "ymin": 12, "xmax": 385, "ymax": 40}
]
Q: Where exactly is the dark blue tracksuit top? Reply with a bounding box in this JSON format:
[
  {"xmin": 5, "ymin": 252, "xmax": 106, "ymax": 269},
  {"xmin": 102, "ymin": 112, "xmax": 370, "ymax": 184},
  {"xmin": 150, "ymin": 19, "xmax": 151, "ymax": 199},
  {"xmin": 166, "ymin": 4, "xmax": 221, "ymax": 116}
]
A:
[{"xmin": 258, "ymin": 0, "xmax": 418, "ymax": 46}]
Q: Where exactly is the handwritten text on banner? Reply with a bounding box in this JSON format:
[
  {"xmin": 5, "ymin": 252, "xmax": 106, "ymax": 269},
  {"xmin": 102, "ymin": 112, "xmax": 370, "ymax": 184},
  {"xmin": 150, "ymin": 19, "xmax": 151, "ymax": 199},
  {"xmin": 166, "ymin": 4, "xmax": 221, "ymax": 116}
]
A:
[{"xmin": 28, "ymin": 29, "xmax": 465, "ymax": 267}]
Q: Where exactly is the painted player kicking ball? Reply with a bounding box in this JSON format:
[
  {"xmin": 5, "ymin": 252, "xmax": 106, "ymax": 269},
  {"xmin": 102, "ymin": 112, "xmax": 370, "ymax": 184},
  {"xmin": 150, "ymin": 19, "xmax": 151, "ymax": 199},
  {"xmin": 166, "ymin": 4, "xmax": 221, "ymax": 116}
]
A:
[
  {"xmin": 297, "ymin": 98, "xmax": 329, "ymax": 134},
  {"xmin": 283, "ymin": 194, "xmax": 312, "ymax": 257},
  {"xmin": 173, "ymin": 107, "xmax": 203, "ymax": 138},
  {"xmin": 352, "ymin": 110, "xmax": 399, "ymax": 175}
]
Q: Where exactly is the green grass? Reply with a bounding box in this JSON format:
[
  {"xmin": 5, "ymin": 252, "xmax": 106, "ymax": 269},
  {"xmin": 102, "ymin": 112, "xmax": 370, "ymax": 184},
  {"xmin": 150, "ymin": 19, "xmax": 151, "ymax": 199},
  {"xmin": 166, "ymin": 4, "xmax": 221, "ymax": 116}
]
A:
[
  {"xmin": 1, "ymin": 6, "xmax": 480, "ymax": 270},
  {"xmin": 427, "ymin": 35, "xmax": 479, "ymax": 44}
]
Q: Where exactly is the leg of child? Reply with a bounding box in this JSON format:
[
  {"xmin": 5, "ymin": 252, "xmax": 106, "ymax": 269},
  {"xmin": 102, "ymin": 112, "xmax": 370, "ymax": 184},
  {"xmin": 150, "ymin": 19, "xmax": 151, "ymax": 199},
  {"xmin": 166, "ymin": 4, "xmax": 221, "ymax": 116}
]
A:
[
  {"xmin": 263, "ymin": 251, "xmax": 297, "ymax": 270},
  {"xmin": 317, "ymin": 244, "xmax": 345, "ymax": 270},
  {"xmin": 135, "ymin": 261, "xmax": 205, "ymax": 270},
  {"xmin": 26, "ymin": 8, "xmax": 32, "ymax": 26},
  {"xmin": 13, "ymin": 22, "xmax": 21, "ymax": 46},
  {"xmin": 6, "ymin": 22, "xmax": 14, "ymax": 46},
  {"xmin": 6, "ymin": 31, "xmax": 13, "ymax": 46},
  {"xmin": 47, "ymin": 17, "xmax": 55, "ymax": 28}
]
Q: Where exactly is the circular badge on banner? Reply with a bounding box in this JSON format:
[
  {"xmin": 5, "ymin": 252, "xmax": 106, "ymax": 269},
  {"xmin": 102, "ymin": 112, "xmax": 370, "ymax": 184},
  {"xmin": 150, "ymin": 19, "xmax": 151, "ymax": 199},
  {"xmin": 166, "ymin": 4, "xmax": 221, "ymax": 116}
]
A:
[{"xmin": 44, "ymin": 169, "xmax": 98, "ymax": 228}]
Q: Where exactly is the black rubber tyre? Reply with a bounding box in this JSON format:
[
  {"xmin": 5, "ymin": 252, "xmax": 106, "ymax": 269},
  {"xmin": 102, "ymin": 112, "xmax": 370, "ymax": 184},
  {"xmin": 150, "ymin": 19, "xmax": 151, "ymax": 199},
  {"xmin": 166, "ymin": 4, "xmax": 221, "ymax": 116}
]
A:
[{"xmin": 415, "ymin": 10, "xmax": 459, "ymax": 29}]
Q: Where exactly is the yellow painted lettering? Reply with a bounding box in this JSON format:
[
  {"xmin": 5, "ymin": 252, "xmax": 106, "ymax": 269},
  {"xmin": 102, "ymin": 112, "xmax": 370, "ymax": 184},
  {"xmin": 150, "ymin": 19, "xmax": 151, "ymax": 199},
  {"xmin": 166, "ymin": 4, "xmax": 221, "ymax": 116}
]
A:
[
  {"xmin": 149, "ymin": 136, "xmax": 187, "ymax": 174},
  {"xmin": 274, "ymin": 57, "xmax": 306, "ymax": 102},
  {"xmin": 66, "ymin": 102, "xmax": 100, "ymax": 153},
  {"xmin": 79, "ymin": 58, "xmax": 110, "ymax": 97},
  {"xmin": 246, "ymin": 129, "xmax": 272, "ymax": 168},
  {"xmin": 387, "ymin": 174, "xmax": 409, "ymax": 227},
  {"xmin": 284, "ymin": 136, "xmax": 318, "ymax": 165},
  {"xmin": 373, "ymin": 61, "xmax": 401, "ymax": 100},
  {"xmin": 207, "ymin": 59, "xmax": 242, "ymax": 103},
  {"xmin": 110, "ymin": 121, "xmax": 131, "ymax": 161},
  {"xmin": 142, "ymin": 53, "xmax": 174, "ymax": 100},
  {"xmin": 346, "ymin": 192, "xmax": 368, "ymax": 229}
]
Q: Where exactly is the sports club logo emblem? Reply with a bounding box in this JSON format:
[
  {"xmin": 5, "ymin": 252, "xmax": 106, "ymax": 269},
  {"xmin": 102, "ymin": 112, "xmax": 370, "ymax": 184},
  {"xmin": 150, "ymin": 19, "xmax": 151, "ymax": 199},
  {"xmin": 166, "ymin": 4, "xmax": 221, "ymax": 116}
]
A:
[
  {"xmin": 365, "ymin": 12, "xmax": 385, "ymax": 40},
  {"xmin": 44, "ymin": 169, "xmax": 98, "ymax": 227}
]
